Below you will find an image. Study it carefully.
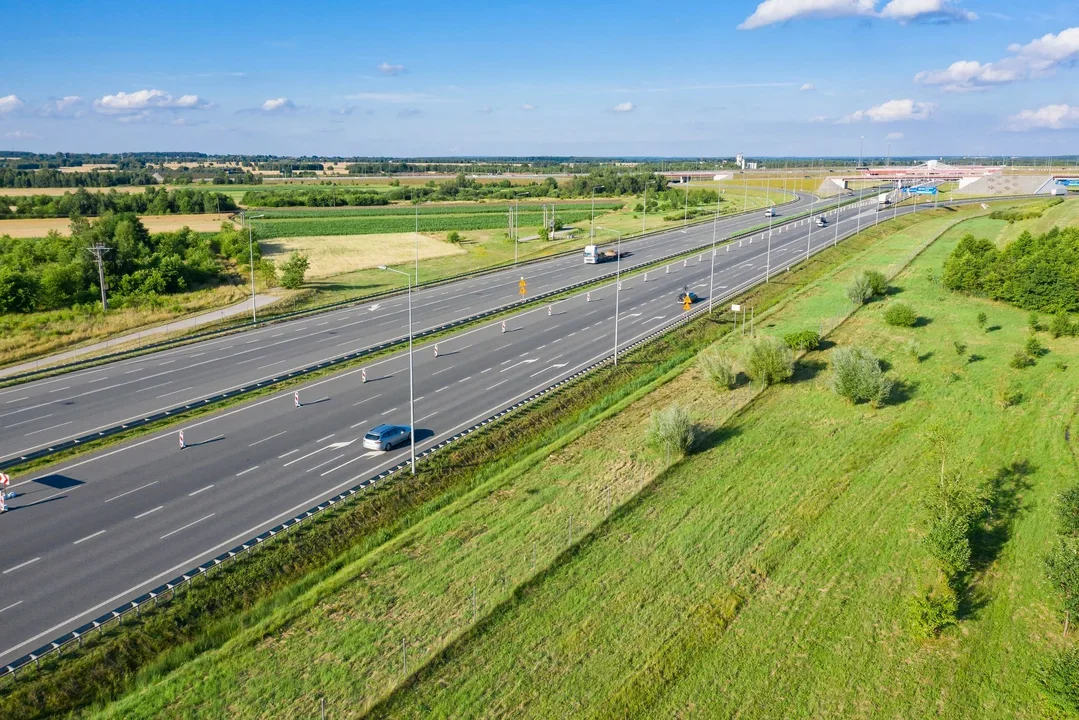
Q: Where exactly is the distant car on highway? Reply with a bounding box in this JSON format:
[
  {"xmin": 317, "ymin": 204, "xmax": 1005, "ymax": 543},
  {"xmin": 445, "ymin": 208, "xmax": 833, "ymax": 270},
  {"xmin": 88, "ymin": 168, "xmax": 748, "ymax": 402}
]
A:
[
  {"xmin": 363, "ymin": 424, "xmax": 412, "ymax": 451},
  {"xmin": 764, "ymin": 207, "xmax": 776, "ymax": 217},
  {"xmin": 815, "ymin": 216, "xmax": 827, "ymax": 227},
  {"xmin": 677, "ymin": 286, "xmax": 699, "ymax": 305}
]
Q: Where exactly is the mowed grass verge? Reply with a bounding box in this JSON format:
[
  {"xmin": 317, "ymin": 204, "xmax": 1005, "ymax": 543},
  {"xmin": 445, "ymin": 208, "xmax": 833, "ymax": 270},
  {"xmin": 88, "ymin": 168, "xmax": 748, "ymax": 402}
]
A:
[
  {"xmin": 89, "ymin": 207, "xmax": 997, "ymax": 718},
  {"xmin": 355, "ymin": 212, "xmax": 1077, "ymax": 719}
]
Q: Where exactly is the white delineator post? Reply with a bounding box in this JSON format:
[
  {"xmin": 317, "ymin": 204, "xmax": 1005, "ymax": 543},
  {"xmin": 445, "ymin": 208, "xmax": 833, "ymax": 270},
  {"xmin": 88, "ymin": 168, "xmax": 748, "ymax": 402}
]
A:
[
  {"xmin": 501, "ymin": 320, "xmax": 506, "ymax": 333},
  {"xmin": 294, "ymin": 391, "xmax": 300, "ymax": 408},
  {"xmin": 179, "ymin": 430, "xmax": 186, "ymax": 449},
  {"xmin": 362, "ymin": 368, "xmax": 367, "ymax": 383}
]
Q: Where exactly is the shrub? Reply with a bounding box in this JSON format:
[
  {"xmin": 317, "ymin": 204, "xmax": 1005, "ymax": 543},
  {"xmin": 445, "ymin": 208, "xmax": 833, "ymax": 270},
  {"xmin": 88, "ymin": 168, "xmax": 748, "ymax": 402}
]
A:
[
  {"xmin": 923, "ymin": 471, "xmax": 986, "ymax": 580},
  {"xmin": 907, "ymin": 581, "xmax": 959, "ymax": 638},
  {"xmin": 883, "ymin": 302, "xmax": 918, "ymax": 328},
  {"xmin": 905, "ymin": 339, "xmax": 921, "ymax": 361},
  {"xmin": 279, "ymin": 252, "xmax": 310, "ymax": 289},
  {"xmin": 1029, "ymin": 312, "xmax": 1042, "ymax": 333},
  {"xmin": 1043, "ymin": 648, "xmax": 1079, "ymax": 713},
  {"xmin": 846, "ymin": 274, "xmax": 874, "ymax": 306},
  {"xmin": 1045, "ymin": 539, "xmax": 1079, "ymax": 624},
  {"xmin": 829, "ymin": 346, "xmax": 893, "ymax": 406},
  {"xmin": 783, "ymin": 329, "xmax": 821, "ymax": 352},
  {"xmin": 995, "ymin": 380, "xmax": 1023, "ymax": 408},
  {"xmin": 976, "ymin": 311, "xmax": 988, "ymax": 331},
  {"xmin": 698, "ymin": 349, "xmax": 737, "ymax": 390},
  {"xmin": 1051, "ymin": 311, "xmax": 1074, "ymax": 339},
  {"xmin": 744, "ymin": 337, "xmax": 794, "ymax": 387},
  {"xmin": 1025, "ymin": 334, "xmax": 1045, "ymax": 358},
  {"xmin": 1057, "ymin": 487, "xmax": 1079, "ymax": 538},
  {"xmin": 646, "ymin": 403, "xmax": 695, "ymax": 459},
  {"xmin": 864, "ymin": 269, "xmax": 888, "ymax": 297},
  {"xmin": 446, "ymin": 230, "xmax": 462, "ymax": 243},
  {"xmin": 953, "ymin": 340, "xmax": 967, "ymax": 357},
  {"xmin": 1010, "ymin": 350, "xmax": 1035, "ymax": 369}
]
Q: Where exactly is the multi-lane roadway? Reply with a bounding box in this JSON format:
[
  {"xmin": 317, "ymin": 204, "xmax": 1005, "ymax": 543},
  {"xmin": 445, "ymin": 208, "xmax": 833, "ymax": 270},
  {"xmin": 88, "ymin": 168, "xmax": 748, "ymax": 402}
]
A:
[
  {"xmin": 0, "ymin": 193, "xmax": 897, "ymax": 668},
  {"xmin": 0, "ymin": 193, "xmax": 821, "ymax": 466}
]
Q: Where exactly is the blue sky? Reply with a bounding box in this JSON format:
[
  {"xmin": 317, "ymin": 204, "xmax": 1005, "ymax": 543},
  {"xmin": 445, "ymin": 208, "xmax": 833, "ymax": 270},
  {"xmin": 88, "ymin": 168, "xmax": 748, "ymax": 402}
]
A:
[{"xmin": 1, "ymin": 0, "xmax": 1078, "ymax": 157}]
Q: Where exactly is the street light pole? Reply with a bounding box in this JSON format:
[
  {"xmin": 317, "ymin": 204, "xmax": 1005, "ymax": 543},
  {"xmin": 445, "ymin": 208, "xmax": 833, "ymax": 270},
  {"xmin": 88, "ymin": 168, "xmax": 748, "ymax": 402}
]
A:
[
  {"xmin": 590, "ymin": 186, "xmax": 603, "ymax": 240},
  {"xmin": 597, "ymin": 227, "xmax": 622, "ymax": 366},
  {"xmin": 709, "ymin": 190, "xmax": 719, "ymax": 314},
  {"xmin": 766, "ymin": 214, "xmax": 773, "ymax": 282},
  {"xmin": 805, "ymin": 196, "xmax": 814, "ymax": 263},
  {"xmin": 514, "ymin": 191, "xmax": 530, "ymax": 265},
  {"xmin": 378, "ymin": 266, "xmax": 416, "ymax": 475},
  {"xmin": 245, "ymin": 212, "xmax": 264, "ymax": 324}
]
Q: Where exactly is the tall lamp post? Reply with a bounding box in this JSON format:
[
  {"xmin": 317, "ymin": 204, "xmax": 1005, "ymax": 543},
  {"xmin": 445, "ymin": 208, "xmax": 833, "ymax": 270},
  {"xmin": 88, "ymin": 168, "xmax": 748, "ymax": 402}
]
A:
[
  {"xmin": 242, "ymin": 212, "xmax": 265, "ymax": 324},
  {"xmin": 590, "ymin": 186, "xmax": 603, "ymax": 240},
  {"xmin": 709, "ymin": 190, "xmax": 720, "ymax": 314},
  {"xmin": 377, "ymin": 265, "xmax": 416, "ymax": 475},
  {"xmin": 596, "ymin": 227, "xmax": 622, "ymax": 366},
  {"xmin": 514, "ymin": 191, "xmax": 530, "ymax": 265},
  {"xmin": 805, "ymin": 196, "xmax": 815, "ymax": 263}
]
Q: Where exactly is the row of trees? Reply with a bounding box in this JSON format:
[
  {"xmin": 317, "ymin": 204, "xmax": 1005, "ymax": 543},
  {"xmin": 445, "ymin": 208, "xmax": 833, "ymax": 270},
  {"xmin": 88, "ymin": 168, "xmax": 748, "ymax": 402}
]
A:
[
  {"xmin": 0, "ymin": 187, "xmax": 239, "ymax": 219},
  {"xmin": 0, "ymin": 216, "xmax": 256, "ymax": 313},
  {"xmin": 0, "ymin": 168, "xmax": 161, "ymax": 189},
  {"xmin": 942, "ymin": 227, "xmax": 1079, "ymax": 313},
  {"xmin": 241, "ymin": 188, "xmax": 391, "ymax": 208}
]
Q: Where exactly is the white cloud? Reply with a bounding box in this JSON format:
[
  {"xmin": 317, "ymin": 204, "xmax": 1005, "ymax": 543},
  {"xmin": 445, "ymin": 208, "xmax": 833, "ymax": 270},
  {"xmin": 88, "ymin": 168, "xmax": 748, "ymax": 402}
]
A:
[
  {"xmin": 740, "ymin": 0, "xmax": 874, "ymax": 29},
  {"xmin": 739, "ymin": 0, "xmax": 974, "ymax": 28},
  {"xmin": 40, "ymin": 95, "xmax": 84, "ymax": 118},
  {"xmin": 612, "ymin": 102, "xmax": 636, "ymax": 112},
  {"xmin": 808, "ymin": 115, "xmax": 828, "ymax": 123},
  {"xmin": 4, "ymin": 130, "xmax": 40, "ymax": 139},
  {"xmin": 916, "ymin": 26, "xmax": 1079, "ymax": 92},
  {"xmin": 0, "ymin": 95, "xmax": 25, "ymax": 115},
  {"xmin": 377, "ymin": 62, "xmax": 405, "ymax": 76},
  {"xmin": 260, "ymin": 97, "xmax": 297, "ymax": 113},
  {"xmin": 879, "ymin": 0, "xmax": 976, "ymax": 23},
  {"xmin": 478, "ymin": 105, "xmax": 494, "ymax": 114},
  {"xmin": 1006, "ymin": 104, "xmax": 1079, "ymax": 131},
  {"xmin": 885, "ymin": 131, "xmax": 904, "ymax": 139},
  {"xmin": 800, "ymin": 83, "xmax": 816, "ymax": 91},
  {"xmin": 843, "ymin": 98, "xmax": 936, "ymax": 122},
  {"xmin": 93, "ymin": 89, "xmax": 211, "ymax": 115},
  {"xmin": 521, "ymin": 103, "xmax": 536, "ymax": 111}
]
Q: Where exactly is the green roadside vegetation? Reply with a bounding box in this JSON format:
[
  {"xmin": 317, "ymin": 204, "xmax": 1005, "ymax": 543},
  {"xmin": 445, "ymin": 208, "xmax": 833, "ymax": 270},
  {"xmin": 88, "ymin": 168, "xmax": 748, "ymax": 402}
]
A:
[
  {"xmin": 0, "ymin": 195, "xmax": 924, "ymax": 720},
  {"xmin": 339, "ymin": 206, "xmax": 1075, "ymax": 718},
  {"xmin": 66, "ymin": 204, "xmax": 1038, "ymax": 719}
]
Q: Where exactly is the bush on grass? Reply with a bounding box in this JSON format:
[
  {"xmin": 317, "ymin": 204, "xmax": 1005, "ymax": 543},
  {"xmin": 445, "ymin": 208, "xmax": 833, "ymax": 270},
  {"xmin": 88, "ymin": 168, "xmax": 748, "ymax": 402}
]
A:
[
  {"xmin": 698, "ymin": 348, "xmax": 737, "ymax": 390},
  {"xmin": 829, "ymin": 346, "xmax": 893, "ymax": 407},
  {"xmin": 744, "ymin": 337, "xmax": 794, "ymax": 387},
  {"xmin": 646, "ymin": 403, "xmax": 695, "ymax": 460},
  {"xmin": 883, "ymin": 302, "xmax": 918, "ymax": 328},
  {"xmin": 907, "ymin": 580, "xmax": 959, "ymax": 639},
  {"xmin": 783, "ymin": 329, "xmax": 821, "ymax": 352}
]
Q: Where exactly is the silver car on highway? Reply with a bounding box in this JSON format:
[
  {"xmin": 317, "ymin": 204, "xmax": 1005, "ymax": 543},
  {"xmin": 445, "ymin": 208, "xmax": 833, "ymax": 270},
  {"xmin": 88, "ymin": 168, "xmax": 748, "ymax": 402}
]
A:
[{"xmin": 363, "ymin": 424, "xmax": 412, "ymax": 451}]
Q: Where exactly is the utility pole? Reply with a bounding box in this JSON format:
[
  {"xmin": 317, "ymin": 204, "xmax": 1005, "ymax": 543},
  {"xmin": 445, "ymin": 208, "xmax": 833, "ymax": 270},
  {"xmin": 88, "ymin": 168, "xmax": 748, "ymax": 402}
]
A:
[{"xmin": 86, "ymin": 243, "xmax": 111, "ymax": 312}]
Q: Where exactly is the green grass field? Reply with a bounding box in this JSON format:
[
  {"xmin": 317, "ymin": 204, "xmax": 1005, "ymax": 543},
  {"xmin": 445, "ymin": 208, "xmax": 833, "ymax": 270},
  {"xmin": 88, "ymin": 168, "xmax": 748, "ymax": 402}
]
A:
[{"xmin": 90, "ymin": 203, "xmax": 1078, "ymax": 720}]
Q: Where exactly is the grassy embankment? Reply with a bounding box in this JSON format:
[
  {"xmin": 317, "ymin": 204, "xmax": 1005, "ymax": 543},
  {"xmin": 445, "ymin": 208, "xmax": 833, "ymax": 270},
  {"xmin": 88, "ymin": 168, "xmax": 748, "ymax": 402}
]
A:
[
  {"xmin": 86, "ymin": 204, "xmax": 1050, "ymax": 719},
  {"xmin": 0, "ymin": 196, "xmax": 925, "ymax": 720}
]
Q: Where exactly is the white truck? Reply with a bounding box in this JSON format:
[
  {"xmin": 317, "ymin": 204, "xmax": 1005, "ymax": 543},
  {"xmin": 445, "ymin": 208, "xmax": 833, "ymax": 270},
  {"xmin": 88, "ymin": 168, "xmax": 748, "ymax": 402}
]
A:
[
  {"xmin": 877, "ymin": 193, "xmax": 891, "ymax": 209},
  {"xmin": 764, "ymin": 207, "xmax": 776, "ymax": 218},
  {"xmin": 583, "ymin": 245, "xmax": 621, "ymax": 264}
]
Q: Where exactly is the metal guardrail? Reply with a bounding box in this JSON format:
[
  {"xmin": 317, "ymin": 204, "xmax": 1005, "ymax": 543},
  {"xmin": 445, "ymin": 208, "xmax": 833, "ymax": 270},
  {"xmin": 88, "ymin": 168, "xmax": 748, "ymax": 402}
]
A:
[
  {"xmin": 0, "ymin": 195, "xmax": 829, "ymax": 473},
  {"xmin": 0, "ymin": 192, "xmax": 806, "ymax": 386},
  {"xmin": 0, "ymin": 190, "xmax": 955, "ymax": 683}
]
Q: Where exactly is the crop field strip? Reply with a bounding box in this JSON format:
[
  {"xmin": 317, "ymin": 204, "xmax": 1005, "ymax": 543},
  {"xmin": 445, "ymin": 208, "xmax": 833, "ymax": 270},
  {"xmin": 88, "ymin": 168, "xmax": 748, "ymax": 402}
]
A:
[
  {"xmin": 253, "ymin": 209, "xmax": 604, "ymax": 238},
  {"xmin": 251, "ymin": 201, "xmax": 625, "ymax": 219}
]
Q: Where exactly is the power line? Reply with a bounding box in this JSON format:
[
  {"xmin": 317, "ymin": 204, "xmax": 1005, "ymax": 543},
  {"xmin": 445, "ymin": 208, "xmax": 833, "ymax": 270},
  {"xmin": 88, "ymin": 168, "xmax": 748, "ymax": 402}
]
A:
[{"xmin": 86, "ymin": 243, "xmax": 111, "ymax": 311}]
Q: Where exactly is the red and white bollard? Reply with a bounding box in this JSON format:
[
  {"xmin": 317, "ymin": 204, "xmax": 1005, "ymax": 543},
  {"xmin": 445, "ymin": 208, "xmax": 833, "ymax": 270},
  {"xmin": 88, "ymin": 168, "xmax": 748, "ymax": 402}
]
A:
[
  {"xmin": 294, "ymin": 391, "xmax": 300, "ymax": 408},
  {"xmin": 644, "ymin": 272, "xmax": 648, "ymax": 282},
  {"xmin": 0, "ymin": 472, "xmax": 9, "ymax": 511},
  {"xmin": 586, "ymin": 292, "xmax": 591, "ymax": 303},
  {"xmin": 501, "ymin": 320, "xmax": 506, "ymax": 333},
  {"xmin": 548, "ymin": 305, "xmax": 552, "ymax": 317},
  {"xmin": 434, "ymin": 344, "xmax": 439, "ymax": 358},
  {"xmin": 683, "ymin": 258, "xmax": 687, "ymax": 268},
  {"xmin": 617, "ymin": 281, "xmax": 622, "ymax": 291},
  {"xmin": 179, "ymin": 430, "xmax": 186, "ymax": 449},
  {"xmin": 361, "ymin": 368, "xmax": 367, "ymax": 383},
  {"xmin": 665, "ymin": 265, "xmax": 669, "ymax": 274}
]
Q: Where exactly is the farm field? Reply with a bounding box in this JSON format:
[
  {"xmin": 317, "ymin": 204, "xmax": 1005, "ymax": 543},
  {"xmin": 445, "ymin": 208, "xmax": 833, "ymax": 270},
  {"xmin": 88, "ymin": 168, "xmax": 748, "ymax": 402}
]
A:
[
  {"xmin": 0, "ymin": 213, "xmax": 236, "ymax": 237},
  {"xmin": 262, "ymin": 232, "xmax": 465, "ymax": 279},
  {"xmin": 92, "ymin": 203, "xmax": 1077, "ymax": 720}
]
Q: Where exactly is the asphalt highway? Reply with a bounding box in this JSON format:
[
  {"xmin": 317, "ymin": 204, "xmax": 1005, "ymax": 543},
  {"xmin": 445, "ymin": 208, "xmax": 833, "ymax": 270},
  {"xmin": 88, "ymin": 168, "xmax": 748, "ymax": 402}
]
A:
[
  {"xmin": 0, "ymin": 193, "xmax": 822, "ymax": 466},
  {"xmin": 0, "ymin": 195, "xmax": 894, "ymax": 668}
]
